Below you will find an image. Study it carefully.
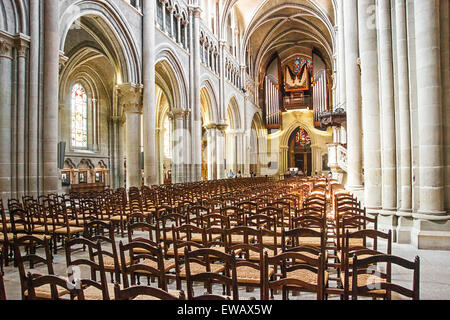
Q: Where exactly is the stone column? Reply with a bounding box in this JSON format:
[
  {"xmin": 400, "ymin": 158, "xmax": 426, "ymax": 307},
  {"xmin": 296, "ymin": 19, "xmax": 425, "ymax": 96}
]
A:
[
  {"xmin": 441, "ymin": 0, "xmax": 450, "ymax": 214},
  {"xmin": 206, "ymin": 124, "xmax": 217, "ymax": 180},
  {"xmin": 0, "ymin": 39, "xmax": 13, "ymax": 203},
  {"xmin": 412, "ymin": 0, "xmax": 447, "ymax": 249},
  {"xmin": 118, "ymin": 84, "xmax": 143, "ymax": 189},
  {"xmin": 43, "ymin": 0, "xmax": 60, "ymax": 194},
  {"xmin": 28, "ymin": 0, "xmax": 40, "ymax": 198},
  {"xmin": 336, "ymin": 0, "xmax": 346, "ymax": 107},
  {"xmin": 143, "ymin": 0, "xmax": 158, "ymax": 186},
  {"xmin": 395, "ymin": 0, "xmax": 412, "ymax": 212},
  {"xmin": 216, "ymin": 124, "xmax": 227, "ymax": 179},
  {"xmin": 395, "ymin": 0, "xmax": 414, "ymax": 242},
  {"xmin": 378, "ymin": 0, "xmax": 398, "ymax": 222},
  {"xmin": 15, "ymin": 38, "xmax": 27, "ymax": 199},
  {"xmin": 183, "ymin": 109, "xmax": 192, "ymax": 182},
  {"xmin": 191, "ymin": 6, "xmax": 202, "ymax": 181},
  {"xmin": 172, "ymin": 108, "xmax": 186, "ymax": 183},
  {"xmin": 343, "ymin": 0, "xmax": 363, "ymax": 192},
  {"xmin": 358, "ymin": 0, "xmax": 382, "ymax": 213}
]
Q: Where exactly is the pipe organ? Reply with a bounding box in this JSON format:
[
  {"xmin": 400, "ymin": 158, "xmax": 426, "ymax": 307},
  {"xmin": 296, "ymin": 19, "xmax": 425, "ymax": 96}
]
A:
[
  {"xmin": 313, "ymin": 70, "xmax": 327, "ymax": 123},
  {"xmin": 265, "ymin": 76, "xmax": 280, "ymax": 128}
]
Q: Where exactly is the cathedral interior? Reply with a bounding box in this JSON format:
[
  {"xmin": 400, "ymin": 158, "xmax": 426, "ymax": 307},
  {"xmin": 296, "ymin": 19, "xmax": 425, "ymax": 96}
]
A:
[{"xmin": 0, "ymin": 0, "xmax": 449, "ymax": 301}]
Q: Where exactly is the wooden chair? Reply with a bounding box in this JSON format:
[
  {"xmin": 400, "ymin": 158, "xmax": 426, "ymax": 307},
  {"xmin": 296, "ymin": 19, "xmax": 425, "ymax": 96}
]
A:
[
  {"xmin": 229, "ymin": 227, "xmax": 268, "ymax": 299},
  {"xmin": 25, "ymin": 273, "xmax": 80, "ymax": 300},
  {"xmin": 264, "ymin": 250, "xmax": 325, "ymax": 300},
  {"xmin": 13, "ymin": 235, "xmax": 66, "ymax": 300},
  {"xmin": 351, "ymin": 254, "xmax": 420, "ymax": 300},
  {"xmin": 119, "ymin": 240, "xmax": 175, "ymax": 289},
  {"xmin": 65, "ymin": 238, "xmax": 111, "ymax": 300},
  {"xmin": 114, "ymin": 283, "xmax": 185, "ymax": 300},
  {"xmin": 83, "ymin": 220, "xmax": 122, "ymax": 283},
  {"xmin": 341, "ymin": 229, "xmax": 392, "ymax": 300},
  {"xmin": 185, "ymin": 248, "xmax": 238, "ymax": 300}
]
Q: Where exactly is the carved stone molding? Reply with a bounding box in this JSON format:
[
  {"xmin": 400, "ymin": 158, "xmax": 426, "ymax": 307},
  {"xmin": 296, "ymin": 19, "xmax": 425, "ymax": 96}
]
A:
[
  {"xmin": 117, "ymin": 83, "xmax": 143, "ymax": 114},
  {"xmin": 0, "ymin": 40, "xmax": 13, "ymax": 60}
]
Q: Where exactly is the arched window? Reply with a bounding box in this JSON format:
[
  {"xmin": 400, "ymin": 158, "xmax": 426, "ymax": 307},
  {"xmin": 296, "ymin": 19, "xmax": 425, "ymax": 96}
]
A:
[
  {"xmin": 71, "ymin": 83, "xmax": 88, "ymax": 149},
  {"xmin": 163, "ymin": 115, "xmax": 172, "ymax": 158}
]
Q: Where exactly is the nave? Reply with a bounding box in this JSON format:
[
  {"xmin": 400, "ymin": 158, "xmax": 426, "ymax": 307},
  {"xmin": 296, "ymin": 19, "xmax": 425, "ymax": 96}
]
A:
[{"xmin": 0, "ymin": 177, "xmax": 436, "ymax": 300}]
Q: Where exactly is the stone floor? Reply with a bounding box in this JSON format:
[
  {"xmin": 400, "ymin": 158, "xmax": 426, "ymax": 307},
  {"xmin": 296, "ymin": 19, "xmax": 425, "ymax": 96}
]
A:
[{"xmin": 2, "ymin": 233, "xmax": 450, "ymax": 300}]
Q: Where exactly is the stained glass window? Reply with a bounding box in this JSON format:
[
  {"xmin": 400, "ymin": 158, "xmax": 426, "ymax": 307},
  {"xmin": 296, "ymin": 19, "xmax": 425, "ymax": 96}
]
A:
[
  {"xmin": 295, "ymin": 128, "xmax": 311, "ymax": 148},
  {"xmin": 71, "ymin": 83, "xmax": 88, "ymax": 149}
]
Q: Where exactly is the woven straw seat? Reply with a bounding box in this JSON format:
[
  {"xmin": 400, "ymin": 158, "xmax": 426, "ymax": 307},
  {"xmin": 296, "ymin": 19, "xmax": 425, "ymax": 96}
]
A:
[
  {"xmin": 248, "ymin": 248, "xmax": 280, "ymax": 261},
  {"xmin": 32, "ymin": 225, "xmax": 58, "ymax": 233},
  {"xmin": 24, "ymin": 284, "xmax": 70, "ymax": 299},
  {"xmin": 110, "ymin": 215, "xmax": 126, "ymax": 222},
  {"xmin": 0, "ymin": 233, "xmax": 27, "ymax": 242},
  {"xmin": 141, "ymin": 258, "xmax": 176, "ymax": 272},
  {"xmin": 286, "ymin": 269, "xmax": 329, "ymax": 287},
  {"xmin": 78, "ymin": 282, "xmax": 116, "ymax": 300},
  {"xmin": 102, "ymin": 256, "xmax": 132, "ymax": 270},
  {"xmin": 132, "ymin": 289, "xmax": 184, "ymax": 300},
  {"xmin": 68, "ymin": 220, "xmax": 82, "ymax": 226},
  {"xmin": 163, "ymin": 232, "xmax": 187, "ymax": 242},
  {"xmin": 0, "ymin": 223, "xmax": 12, "ymax": 231},
  {"xmin": 262, "ymin": 236, "xmax": 282, "ymax": 246},
  {"xmin": 298, "ymin": 237, "xmax": 322, "ymax": 247},
  {"xmin": 340, "ymin": 273, "xmax": 386, "ymax": 294},
  {"xmin": 54, "ymin": 227, "xmax": 85, "ymax": 235},
  {"xmin": 236, "ymin": 266, "xmax": 274, "ymax": 284},
  {"xmin": 179, "ymin": 262, "xmax": 225, "ymax": 278},
  {"xmin": 336, "ymin": 252, "xmax": 372, "ymax": 264},
  {"xmin": 191, "ymin": 233, "xmax": 220, "ymax": 242}
]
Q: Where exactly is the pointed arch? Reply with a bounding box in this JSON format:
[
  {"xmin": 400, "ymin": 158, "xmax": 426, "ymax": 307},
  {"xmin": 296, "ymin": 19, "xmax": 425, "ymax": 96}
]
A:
[{"xmin": 59, "ymin": 0, "xmax": 141, "ymax": 84}]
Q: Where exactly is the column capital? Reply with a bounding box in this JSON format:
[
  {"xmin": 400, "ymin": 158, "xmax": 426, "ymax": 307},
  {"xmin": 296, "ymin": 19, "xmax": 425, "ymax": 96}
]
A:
[
  {"xmin": 117, "ymin": 83, "xmax": 143, "ymax": 114},
  {"xmin": 204, "ymin": 123, "xmax": 217, "ymax": 130},
  {"xmin": 111, "ymin": 115, "xmax": 126, "ymax": 125},
  {"xmin": 15, "ymin": 34, "xmax": 29, "ymax": 58},
  {"xmin": 171, "ymin": 107, "xmax": 188, "ymax": 119},
  {"xmin": 0, "ymin": 39, "xmax": 13, "ymax": 59}
]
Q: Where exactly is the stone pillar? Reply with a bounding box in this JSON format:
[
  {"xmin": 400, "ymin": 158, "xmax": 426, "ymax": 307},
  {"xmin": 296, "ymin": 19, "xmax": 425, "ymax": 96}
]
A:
[
  {"xmin": 0, "ymin": 39, "xmax": 13, "ymax": 203},
  {"xmin": 395, "ymin": 0, "xmax": 414, "ymax": 242},
  {"xmin": 28, "ymin": 0, "xmax": 40, "ymax": 198},
  {"xmin": 216, "ymin": 124, "xmax": 227, "ymax": 179},
  {"xmin": 206, "ymin": 124, "xmax": 217, "ymax": 180},
  {"xmin": 118, "ymin": 84, "xmax": 143, "ymax": 190},
  {"xmin": 378, "ymin": 0, "xmax": 398, "ymax": 227},
  {"xmin": 172, "ymin": 108, "xmax": 186, "ymax": 183},
  {"xmin": 15, "ymin": 38, "xmax": 28, "ymax": 199},
  {"xmin": 183, "ymin": 109, "xmax": 192, "ymax": 182},
  {"xmin": 43, "ymin": 0, "xmax": 60, "ymax": 194},
  {"xmin": 191, "ymin": 6, "xmax": 202, "ymax": 181},
  {"xmin": 143, "ymin": 0, "xmax": 158, "ymax": 186},
  {"xmin": 411, "ymin": 0, "xmax": 448, "ymax": 249},
  {"xmin": 358, "ymin": 0, "xmax": 382, "ymax": 213},
  {"xmin": 441, "ymin": 0, "xmax": 450, "ymax": 214},
  {"xmin": 343, "ymin": 0, "xmax": 363, "ymax": 192},
  {"xmin": 336, "ymin": 0, "xmax": 346, "ymax": 107}
]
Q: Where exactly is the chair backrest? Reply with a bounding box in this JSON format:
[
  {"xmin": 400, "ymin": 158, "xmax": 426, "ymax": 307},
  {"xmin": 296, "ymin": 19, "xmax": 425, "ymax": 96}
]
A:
[
  {"xmin": 13, "ymin": 235, "xmax": 54, "ymax": 298},
  {"xmin": 114, "ymin": 284, "xmax": 185, "ymax": 300},
  {"xmin": 25, "ymin": 273, "xmax": 80, "ymax": 300},
  {"xmin": 184, "ymin": 248, "xmax": 238, "ymax": 300},
  {"xmin": 119, "ymin": 240, "xmax": 167, "ymax": 289},
  {"xmin": 264, "ymin": 251, "xmax": 325, "ymax": 300},
  {"xmin": 352, "ymin": 254, "xmax": 420, "ymax": 300},
  {"xmin": 83, "ymin": 220, "xmax": 120, "ymax": 282},
  {"xmin": 65, "ymin": 237, "xmax": 109, "ymax": 300}
]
